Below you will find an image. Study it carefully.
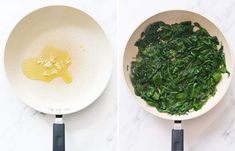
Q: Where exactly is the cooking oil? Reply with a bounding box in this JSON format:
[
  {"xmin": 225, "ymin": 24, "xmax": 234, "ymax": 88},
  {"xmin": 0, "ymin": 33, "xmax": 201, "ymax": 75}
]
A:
[{"xmin": 22, "ymin": 46, "xmax": 72, "ymax": 83}]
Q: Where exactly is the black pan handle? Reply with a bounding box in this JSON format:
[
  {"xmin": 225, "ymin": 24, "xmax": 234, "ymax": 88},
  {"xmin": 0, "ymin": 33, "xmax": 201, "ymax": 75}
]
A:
[
  {"xmin": 172, "ymin": 120, "xmax": 184, "ymax": 151},
  {"xmin": 53, "ymin": 115, "xmax": 65, "ymax": 151}
]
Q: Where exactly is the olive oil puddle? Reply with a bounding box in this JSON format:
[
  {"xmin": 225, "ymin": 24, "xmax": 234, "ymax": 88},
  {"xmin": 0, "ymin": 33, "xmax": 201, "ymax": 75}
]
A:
[{"xmin": 22, "ymin": 46, "xmax": 72, "ymax": 83}]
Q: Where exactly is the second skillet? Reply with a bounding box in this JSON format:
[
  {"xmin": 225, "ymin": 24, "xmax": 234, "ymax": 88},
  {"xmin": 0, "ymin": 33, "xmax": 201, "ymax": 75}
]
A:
[{"xmin": 123, "ymin": 10, "xmax": 233, "ymax": 151}]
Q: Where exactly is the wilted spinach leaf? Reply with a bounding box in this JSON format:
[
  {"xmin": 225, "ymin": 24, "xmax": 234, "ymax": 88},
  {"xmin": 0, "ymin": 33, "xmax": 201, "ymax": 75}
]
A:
[{"xmin": 130, "ymin": 21, "xmax": 229, "ymax": 115}]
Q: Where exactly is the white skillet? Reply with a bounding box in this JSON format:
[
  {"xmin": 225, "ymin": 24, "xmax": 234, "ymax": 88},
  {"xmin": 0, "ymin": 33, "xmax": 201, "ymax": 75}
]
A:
[
  {"xmin": 123, "ymin": 10, "xmax": 233, "ymax": 151},
  {"xmin": 4, "ymin": 5, "xmax": 113, "ymax": 151}
]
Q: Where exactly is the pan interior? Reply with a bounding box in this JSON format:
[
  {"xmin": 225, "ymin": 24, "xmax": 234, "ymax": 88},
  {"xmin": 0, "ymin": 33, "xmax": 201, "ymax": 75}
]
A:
[
  {"xmin": 123, "ymin": 10, "xmax": 233, "ymax": 121},
  {"xmin": 4, "ymin": 6, "xmax": 113, "ymax": 115}
]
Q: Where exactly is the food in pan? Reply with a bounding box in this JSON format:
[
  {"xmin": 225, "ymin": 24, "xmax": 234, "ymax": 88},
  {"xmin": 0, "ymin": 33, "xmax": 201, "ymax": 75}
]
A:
[
  {"xmin": 130, "ymin": 21, "xmax": 229, "ymax": 115},
  {"xmin": 22, "ymin": 46, "xmax": 72, "ymax": 83}
]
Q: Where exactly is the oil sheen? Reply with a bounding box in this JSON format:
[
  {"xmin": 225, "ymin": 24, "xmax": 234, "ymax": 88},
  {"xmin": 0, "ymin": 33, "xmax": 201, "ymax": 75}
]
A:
[{"xmin": 22, "ymin": 46, "xmax": 72, "ymax": 83}]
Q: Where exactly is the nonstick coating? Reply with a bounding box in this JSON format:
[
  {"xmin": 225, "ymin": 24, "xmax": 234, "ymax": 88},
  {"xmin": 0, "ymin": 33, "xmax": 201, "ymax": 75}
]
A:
[
  {"xmin": 4, "ymin": 6, "xmax": 113, "ymax": 115},
  {"xmin": 123, "ymin": 10, "xmax": 233, "ymax": 121}
]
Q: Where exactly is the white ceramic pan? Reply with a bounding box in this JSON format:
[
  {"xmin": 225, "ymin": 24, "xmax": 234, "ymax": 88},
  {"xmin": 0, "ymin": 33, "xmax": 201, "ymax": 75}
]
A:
[
  {"xmin": 123, "ymin": 10, "xmax": 233, "ymax": 151},
  {"xmin": 4, "ymin": 6, "xmax": 113, "ymax": 151}
]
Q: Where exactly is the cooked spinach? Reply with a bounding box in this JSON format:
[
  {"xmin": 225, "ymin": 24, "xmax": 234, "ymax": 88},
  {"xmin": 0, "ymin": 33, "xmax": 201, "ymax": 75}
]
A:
[{"xmin": 130, "ymin": 21, "xmax": 229, "ymax": 115}]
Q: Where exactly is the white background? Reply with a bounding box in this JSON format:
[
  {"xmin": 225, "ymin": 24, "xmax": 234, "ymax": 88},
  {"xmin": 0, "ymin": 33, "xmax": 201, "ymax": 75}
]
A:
[
  {"xmin": 0, "ymin": 0, "xmax": 117, "ymax": 151},
  {"xmin": 119, "ymin": 0, "xmax": 235, "ymax": 151}
]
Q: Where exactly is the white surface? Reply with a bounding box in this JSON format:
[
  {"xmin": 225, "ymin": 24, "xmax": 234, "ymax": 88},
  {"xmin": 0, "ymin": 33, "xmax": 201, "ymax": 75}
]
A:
[
  {"xmin": 5, "ymin": 6, "xmax": 113, "ymax": 115},
  {"xmin": 119, "ymin": 0, "xmax": 235, "ymax": 151},
  {"xmin": 0, "ymin": 1, "xmax": 116, "ymax": 151}
]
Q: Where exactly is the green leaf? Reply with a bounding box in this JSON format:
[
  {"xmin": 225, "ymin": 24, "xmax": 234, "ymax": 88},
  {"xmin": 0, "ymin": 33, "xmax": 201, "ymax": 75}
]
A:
[
  {"xmin": 176, "ymin": 92, "xmax": 187, "ymax": 99},
  {"xmin": 213, "ymin": 72, "xmax": 222, "ymax": 83}
]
